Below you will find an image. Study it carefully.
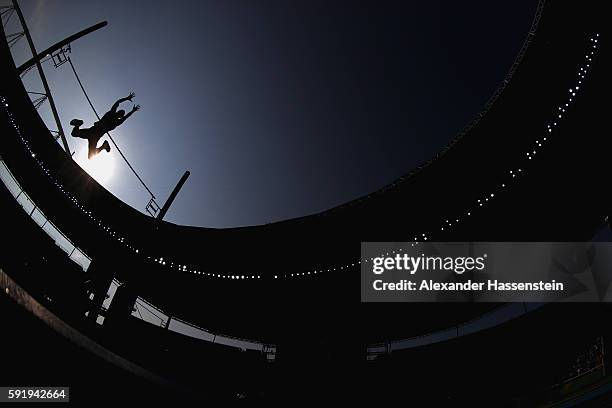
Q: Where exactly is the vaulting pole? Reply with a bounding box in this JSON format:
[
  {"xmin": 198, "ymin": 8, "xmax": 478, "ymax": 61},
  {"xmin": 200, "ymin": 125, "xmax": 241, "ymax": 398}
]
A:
[{"xmin": 12, "ymin": 0, "xmax": 70, "ymax": 153}]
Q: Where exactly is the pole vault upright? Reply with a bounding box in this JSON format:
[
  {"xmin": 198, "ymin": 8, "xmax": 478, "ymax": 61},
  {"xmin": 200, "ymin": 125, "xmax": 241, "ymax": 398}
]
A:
[
  {"xmin": 11, "ymin": 0, "xmax": 107, "ymax": 155},
  {"xmin": 157, "ymin": 171, "xmax": 190, "ymax": 221},
  {"xmin": 9, "ymin": 2, "xmax": 189, "ymax": 218},
  {"xmin": 12, "ymin": 0, "xmax": 70, "ymax": 153},
  {"xmin": 16, "ymin": 21, "xmax": 107, "ymax": 76}
]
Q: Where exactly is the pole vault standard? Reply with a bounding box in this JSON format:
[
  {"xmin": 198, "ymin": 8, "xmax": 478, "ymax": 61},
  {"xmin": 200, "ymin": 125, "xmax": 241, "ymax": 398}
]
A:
[
  {"xmin": 11, "ymin": 0, "xmax": 71, "ymax": 153},
  {"xmin": 9, "ymin": 0, "xmax": 190, "ymax": 218},
  {"xmin": 16, "ymin": 21, "xmax": 108, "ymax": 76},
  {"xmin": 66, "ymin": 57, "xmax": 191, "ymax": 220},
  {"xmin": 157, "ymin": 171, "xmax": 190, "ymax": 221}
]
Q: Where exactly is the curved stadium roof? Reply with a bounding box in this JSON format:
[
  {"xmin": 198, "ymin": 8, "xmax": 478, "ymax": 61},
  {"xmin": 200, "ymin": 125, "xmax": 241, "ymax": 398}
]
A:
[{"xmin": 0, "ymin": 0, "xmax": 609, "ymax": 342}]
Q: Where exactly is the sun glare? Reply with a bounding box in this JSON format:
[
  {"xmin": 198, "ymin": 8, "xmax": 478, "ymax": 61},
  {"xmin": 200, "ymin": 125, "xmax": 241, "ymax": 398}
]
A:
[{"xmin": 79, "ymin": 147, "xmax": 115, "ymax": 184}]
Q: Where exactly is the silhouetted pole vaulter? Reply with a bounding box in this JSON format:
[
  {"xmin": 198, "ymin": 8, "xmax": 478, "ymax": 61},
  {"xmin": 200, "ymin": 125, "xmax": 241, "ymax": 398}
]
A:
[
  {"xmin": 66, "ymin": 59, "xmax": 159, "ymax": 206},
  {"xmin": 19, "ymin": 15, "xmax": 190, "ymax": 218},
  {"xmin": 157, "ymin": 171, "xmax": 191, "ymax": 221},
  {"xmin": 11, "ymin": 0, "xmax": 70, "ymax": 153},
  {"xmin": 70, "ymin": 93, "xmax": 140, "ymax": 159}
]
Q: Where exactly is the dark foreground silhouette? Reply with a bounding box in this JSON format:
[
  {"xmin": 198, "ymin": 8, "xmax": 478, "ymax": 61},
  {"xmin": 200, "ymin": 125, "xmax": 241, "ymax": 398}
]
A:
[{"xmin": 70, "ymin": 92, "xmax": 140, "ymax": 159}]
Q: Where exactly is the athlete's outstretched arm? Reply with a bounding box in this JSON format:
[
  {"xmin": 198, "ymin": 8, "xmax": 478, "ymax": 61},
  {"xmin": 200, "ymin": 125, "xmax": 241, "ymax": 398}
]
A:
[
  {"xmin": 119, "ymin": 104, "xmax": 140, "ymax": 124},
  {"xmin": 110, "ymin": 92, "xmax": 136, "ymax": 112}
]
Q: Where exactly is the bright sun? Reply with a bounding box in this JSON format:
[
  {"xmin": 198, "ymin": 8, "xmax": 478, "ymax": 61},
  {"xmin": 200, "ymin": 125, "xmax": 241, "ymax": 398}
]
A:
[{"xmin": 79, "ymin": 147, "xmax": 115, "ymax": 184}]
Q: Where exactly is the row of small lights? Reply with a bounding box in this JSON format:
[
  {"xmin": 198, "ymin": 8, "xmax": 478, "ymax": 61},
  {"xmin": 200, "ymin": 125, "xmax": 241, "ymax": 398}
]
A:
[
  {"xmin": 0, "ymin": 33, "xmax": 599, "ymax": 281},
  {"xmin": 1, "ymin": 98, "xmax": 268, "ymax": 280},
  {"xmin": 273, "ymin": 32, "xmax": 601, "ymax": 278},
  {"xmin": 282, "ymin": 33, "xmax": 601, "ymax": 277},
  {"xmin": 432, "ymin": 34, "xmax": 600, "ymax": 237}
]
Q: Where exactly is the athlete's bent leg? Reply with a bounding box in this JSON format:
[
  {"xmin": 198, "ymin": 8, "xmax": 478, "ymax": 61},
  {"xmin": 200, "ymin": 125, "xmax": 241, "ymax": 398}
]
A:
[{"xmin": 88, "ymin": 137, "xmax": 102, "ymax": 159}]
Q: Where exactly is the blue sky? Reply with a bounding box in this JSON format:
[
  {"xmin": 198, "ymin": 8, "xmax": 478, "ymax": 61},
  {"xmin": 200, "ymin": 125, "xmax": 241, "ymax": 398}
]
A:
[{"xmin": 8, "ymin": 0, "xmax": 535, "ymax": 227}]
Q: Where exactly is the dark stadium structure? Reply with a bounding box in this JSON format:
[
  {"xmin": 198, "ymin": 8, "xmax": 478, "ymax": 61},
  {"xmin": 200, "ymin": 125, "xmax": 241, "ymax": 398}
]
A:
[{"xmin": 1, "ymin": 0, "xmax": 612, "ymax": 404}]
